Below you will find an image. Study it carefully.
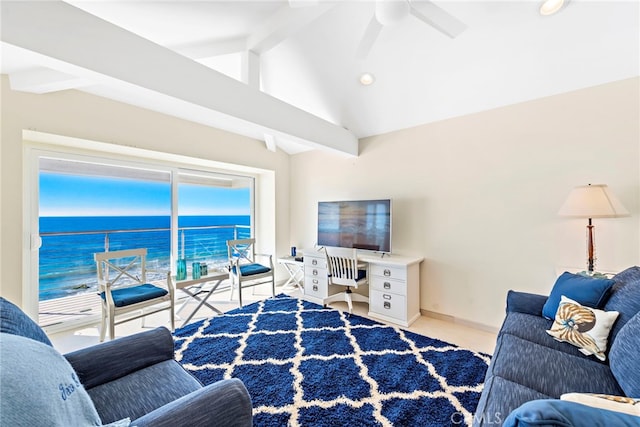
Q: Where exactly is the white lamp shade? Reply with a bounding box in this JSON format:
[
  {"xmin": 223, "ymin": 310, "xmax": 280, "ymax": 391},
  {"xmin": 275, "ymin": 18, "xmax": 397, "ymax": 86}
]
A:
[{"xmin": 558, "ymin": 184, "xmax": 630, "ymax": 218}]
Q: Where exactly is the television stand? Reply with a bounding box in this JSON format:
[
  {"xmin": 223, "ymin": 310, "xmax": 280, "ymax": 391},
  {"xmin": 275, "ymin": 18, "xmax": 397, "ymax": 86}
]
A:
[{"xmin": 302, "ymin": 249, "xmax": 424, "ymax": 327}]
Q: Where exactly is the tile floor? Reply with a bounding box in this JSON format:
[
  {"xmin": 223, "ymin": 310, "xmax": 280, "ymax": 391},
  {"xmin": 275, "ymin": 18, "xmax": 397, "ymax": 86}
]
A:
[{"xmin": 49, "ymin": 284, "xmax": 497, "ymax": 355}]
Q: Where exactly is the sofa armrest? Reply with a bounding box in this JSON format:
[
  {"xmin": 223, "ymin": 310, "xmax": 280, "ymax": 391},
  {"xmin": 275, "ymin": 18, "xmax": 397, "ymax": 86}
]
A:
[
  {"xmin": 506, "ymin": 290, "xmax": 547, "ymax": 316},
  {"xmin": 64, "ymin": 327, "xmax": 175, "ymax": 389},
  {"xmin": 132, "ymin": 378, "xmax": 253, "ymax": 427}
]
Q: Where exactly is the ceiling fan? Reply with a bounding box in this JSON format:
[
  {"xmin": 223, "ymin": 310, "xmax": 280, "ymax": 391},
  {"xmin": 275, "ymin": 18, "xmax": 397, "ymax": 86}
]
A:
[{"xmin": 356, "ymin": 0, "xmax": 467, "ymax": 59}]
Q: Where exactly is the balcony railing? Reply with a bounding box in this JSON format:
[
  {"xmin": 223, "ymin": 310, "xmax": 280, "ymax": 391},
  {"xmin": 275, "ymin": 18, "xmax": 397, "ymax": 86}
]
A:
[{"xmin": 38, "ymin": 224, "xmax": 250, "ymax": 327}]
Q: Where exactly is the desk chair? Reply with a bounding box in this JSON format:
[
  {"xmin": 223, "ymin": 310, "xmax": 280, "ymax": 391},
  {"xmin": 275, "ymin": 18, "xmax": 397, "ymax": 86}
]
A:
[
  {"xmin": 324, "ymin": 247, "xmax": 369, "ymax": 314},
  {"xmin": 227, "ymin": 238, "xmax": 275, "ymax": 307},
  {"xmin": 94, "ymin": 248, "xmax": 174, "ymax": 341}
]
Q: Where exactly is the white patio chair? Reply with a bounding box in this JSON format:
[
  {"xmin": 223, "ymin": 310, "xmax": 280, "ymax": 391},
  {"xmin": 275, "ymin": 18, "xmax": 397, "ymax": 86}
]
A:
[
  {"xmin": 94, "ymin": 248, "xmax": 174, "ymax": 341},
  {"xmin": 226, "ymin": 238, "xmax": 275, "ymax": 307}
]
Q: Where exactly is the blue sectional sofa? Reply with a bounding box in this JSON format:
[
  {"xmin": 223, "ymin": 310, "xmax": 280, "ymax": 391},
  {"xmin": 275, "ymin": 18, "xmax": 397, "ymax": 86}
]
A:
[
  {"xmin": 474, "ymin": 267, "xmax": 640, "ymax": 426},
  {"xmin": 0, "ymin": 297, "xmax": 253, "ymax": 427}
]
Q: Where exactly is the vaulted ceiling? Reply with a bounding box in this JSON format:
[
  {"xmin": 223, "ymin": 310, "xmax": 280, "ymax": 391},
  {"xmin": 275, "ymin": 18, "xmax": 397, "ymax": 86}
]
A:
[{"xmin": 2, "ymin": 1, "xmax": 638, "ymax": 155}]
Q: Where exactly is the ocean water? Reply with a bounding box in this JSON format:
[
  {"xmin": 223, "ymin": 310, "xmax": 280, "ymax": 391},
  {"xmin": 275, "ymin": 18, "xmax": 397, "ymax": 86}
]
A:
[{"xmin": 39, "ymin": 215, "xmax": 250, "ymax": 301}]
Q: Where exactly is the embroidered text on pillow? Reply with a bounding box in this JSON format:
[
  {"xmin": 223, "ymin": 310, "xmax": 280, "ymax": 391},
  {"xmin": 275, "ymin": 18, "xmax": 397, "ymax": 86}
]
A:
[{"xmin": 59, "ymin": 373, "xmax": 82, "ymax": 401}]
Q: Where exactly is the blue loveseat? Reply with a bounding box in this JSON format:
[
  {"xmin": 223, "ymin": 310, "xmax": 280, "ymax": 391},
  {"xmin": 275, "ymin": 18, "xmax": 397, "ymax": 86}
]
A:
[
  {"xmin": 473, "ymin": 267, "xmax": 640, "ymax": 426},
  {"xmin": 0, "ymin": 297, "xmax": 253, "ymax": 427}
]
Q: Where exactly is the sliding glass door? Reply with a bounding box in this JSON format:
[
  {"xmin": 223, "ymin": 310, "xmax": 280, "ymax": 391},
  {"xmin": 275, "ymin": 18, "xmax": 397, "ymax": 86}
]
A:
[{"xmin": 31, "ymin": 152, "xmax": 254, "ymax": 330}]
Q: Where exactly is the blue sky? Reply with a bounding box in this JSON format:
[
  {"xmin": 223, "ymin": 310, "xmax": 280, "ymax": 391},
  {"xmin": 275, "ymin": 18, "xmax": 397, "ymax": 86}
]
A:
[{"xmin": 39, "ymin": 173, "xmax": 250, "ymax": 216}]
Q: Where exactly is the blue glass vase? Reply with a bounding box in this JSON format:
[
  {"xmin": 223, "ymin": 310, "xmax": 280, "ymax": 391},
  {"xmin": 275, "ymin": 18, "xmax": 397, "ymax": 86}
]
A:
[
  {"xmin": 176, "ymin": 259, "xmax": 187, "ymax": 280},
  {"xmin": 192, "ymin": 262, "xmax": 201, "ymax": 279}
]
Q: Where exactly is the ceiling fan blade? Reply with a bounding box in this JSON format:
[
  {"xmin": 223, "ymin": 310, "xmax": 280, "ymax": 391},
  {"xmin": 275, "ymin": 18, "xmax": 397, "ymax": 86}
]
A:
[
  {"xmin": 409, "ymin": 0, "xmax": 467, "ymax": 38},
  {"xmin": 356, "ymin": 15, "xmax": 383, "ymax": 60}
]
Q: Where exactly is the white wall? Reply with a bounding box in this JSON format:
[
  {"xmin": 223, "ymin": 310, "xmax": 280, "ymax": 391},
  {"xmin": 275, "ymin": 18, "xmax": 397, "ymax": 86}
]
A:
[
  {"xmin": 3, "ymin": 74, "xmax": 639, "ymax": 330},
  {"xmin": 290, "ymin": 77, "xmax": 640, "ymax": 329},
  {"xmin": 0, "ymin": 75, "xmax": 291, "ymax": 308}
]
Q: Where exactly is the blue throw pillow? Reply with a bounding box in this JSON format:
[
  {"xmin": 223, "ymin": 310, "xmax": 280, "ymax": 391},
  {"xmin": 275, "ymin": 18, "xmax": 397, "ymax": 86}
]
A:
[
  {"xmin": 0, "ymin": 333, "xmax": 102, "ymax": 426},
  {"xmin": 503, "ymin": 399, "xmax": 640, "ymax": 427},
  {"xmin": 0, "ymin": 297, "xmax": 52, "ymax": 346},
  {"xmin": 542, "ymin": 272, "xmax": 615, "ymax": 320}
]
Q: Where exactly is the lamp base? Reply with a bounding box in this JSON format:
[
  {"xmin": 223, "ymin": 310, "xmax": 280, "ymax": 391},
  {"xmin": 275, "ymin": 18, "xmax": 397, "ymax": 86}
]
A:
[{"xmin": 586, "ymin": 219, "xmax": 595, "ymax": 273}]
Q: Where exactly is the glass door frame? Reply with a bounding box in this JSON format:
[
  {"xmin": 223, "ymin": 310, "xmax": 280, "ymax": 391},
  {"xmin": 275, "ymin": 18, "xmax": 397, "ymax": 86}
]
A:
[{"xmin": 24, "ymin": 144, "xmax": 256, "ymax": 331}]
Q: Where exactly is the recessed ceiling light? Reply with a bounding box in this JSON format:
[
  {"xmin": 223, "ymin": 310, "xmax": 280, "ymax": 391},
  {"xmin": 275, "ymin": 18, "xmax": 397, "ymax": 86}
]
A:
[
  {"xmin": 359, "ymin": 73, "xmax": 375, "ymax": 86},
  {"xmin": 539, "ymin": 0, "xmax": 567, "ymax": 16}
]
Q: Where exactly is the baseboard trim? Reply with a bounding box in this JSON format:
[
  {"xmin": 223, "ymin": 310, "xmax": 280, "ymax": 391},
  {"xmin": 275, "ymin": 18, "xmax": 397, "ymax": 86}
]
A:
[{"xmin": 420, "ymin": 309, "xmax": 499, "ymax": 334}]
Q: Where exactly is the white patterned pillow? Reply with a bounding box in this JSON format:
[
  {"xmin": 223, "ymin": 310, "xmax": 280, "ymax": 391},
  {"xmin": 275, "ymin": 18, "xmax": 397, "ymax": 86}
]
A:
[
  {"xmin": 546, "ymin": 296, "xmax": 619, "ymax": 361},
  {"xmin": 561, "ymin": 393, "xmax": 640, "ymax": 416}
]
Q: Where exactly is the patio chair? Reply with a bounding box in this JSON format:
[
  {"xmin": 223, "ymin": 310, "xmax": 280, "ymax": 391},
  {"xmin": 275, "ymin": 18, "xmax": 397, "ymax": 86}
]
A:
[
  {"xmin": 226, "ymin": 238, "xmax": 275, "ymax": 307},
  {"xmin": 94, "ymin": 248, "xmax": 174, "ymax": 341}
]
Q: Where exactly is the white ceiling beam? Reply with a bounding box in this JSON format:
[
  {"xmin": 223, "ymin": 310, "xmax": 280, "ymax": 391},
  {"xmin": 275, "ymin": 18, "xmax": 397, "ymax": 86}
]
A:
[
  {"xmin": 263, "ymin": 133, "xmax": 277, "ymax": 152},
  {"xmin": 9, "ymin": 66, "xmax": 91, "ymax": 93},
  {"xmin": 241, "ymin": 50, "xmax": 261, "ymax": 89},
  {"xmin": 247, "ymin": 3, "xmax": 333, "ymax": 54},
  {"xmin": 1, "ymin": 1, "xmax": 357, "ymax": 156},
  {"xmin": 288, "ymin": 0, "xmax": 320, "ymax": 8},
  {"xmin": 173, "ymin": 37, "xmax": 247, "ymax": 60}
]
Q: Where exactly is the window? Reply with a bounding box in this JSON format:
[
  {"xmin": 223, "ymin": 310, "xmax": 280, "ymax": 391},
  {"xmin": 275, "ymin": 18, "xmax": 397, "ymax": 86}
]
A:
[{"xmin": 33, "ymin": 154, "xmax": 254, "ymax": 330}]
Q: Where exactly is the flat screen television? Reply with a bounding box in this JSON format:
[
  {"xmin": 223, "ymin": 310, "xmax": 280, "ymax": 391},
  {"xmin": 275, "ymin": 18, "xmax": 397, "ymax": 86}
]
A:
[{"xmin": 317, "ymin": 199, "xmax": 392, "ymax": 253}]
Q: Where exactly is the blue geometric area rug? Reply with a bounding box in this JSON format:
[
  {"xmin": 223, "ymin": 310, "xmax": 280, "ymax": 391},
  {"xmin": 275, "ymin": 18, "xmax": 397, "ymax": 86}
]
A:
[{"xmin": 174, "ymin": 294, "xmax": 491, "ymax": 427}]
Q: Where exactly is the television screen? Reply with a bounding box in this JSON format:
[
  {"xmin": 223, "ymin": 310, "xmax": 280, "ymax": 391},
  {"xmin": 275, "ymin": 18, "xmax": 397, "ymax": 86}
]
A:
[{"xmin": 317, "ymin": 199, "xmax": 391, "ymax": 253}]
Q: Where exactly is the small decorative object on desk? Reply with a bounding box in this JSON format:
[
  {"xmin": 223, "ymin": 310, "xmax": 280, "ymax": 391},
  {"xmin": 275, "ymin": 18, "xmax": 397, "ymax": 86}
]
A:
[
  {"xmin": 192, "ymin": 262, "xmax": 201, "ymax": 279},
  {"xmin": 200, "ymin": 263, "xmax": 208, "ymax": 276},
  {"xmin": 177, "ymin": 259, "xmax": 187, "ymax": 280},
  {"xmin": 291, "ymin": 246, "xmax": 297, "ymax": 257}
]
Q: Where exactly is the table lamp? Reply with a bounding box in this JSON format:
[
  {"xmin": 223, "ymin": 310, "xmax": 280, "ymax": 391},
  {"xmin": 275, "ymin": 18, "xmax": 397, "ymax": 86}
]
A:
[{"xmin": 558, "ymin": 184, "xmax": 629, "ymax": 274}]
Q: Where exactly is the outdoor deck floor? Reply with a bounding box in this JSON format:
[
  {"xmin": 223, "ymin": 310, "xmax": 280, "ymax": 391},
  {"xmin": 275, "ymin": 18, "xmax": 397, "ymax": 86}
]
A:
[
  {"xmin": 38, "ymin": 281, "xmax": 235, "ymax": 328},
  {"xmin": 39, "ymin": 292, "xmax": 102, "ymax": 328}
]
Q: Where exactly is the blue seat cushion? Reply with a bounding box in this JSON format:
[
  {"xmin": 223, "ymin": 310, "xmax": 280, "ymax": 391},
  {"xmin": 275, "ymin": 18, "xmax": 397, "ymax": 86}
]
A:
[
  {"xmin": 474, "ymin": 375, "xmax": 551, "ymax": 427},
  {"xmin": 232, "ymin": 263, "xmax": 271, "ymax": 277},
  {"xmin": 542, "ymin": 272, "xmax": 614, "ymax": 319},
  {"xmin": 491, "ymin": 334, "xmax": 624, "ymax": 398},
  {"xmin": 101, "ymin": 284, "xmax": 168, "ymax": 307},
  {"xmin": 354, "ymin": 269, "xmax": 367, "ymax": 281},
  {"xmin": 335, "ymin": 269, "xmax": 366, "ymax": 281},
  {"xmin": 499, "ymin": 312, "xmax": 602, "ymax": 361},
  {"xmin": 0, "ymin": 297, "xmax": 52, "ymax": 346}
]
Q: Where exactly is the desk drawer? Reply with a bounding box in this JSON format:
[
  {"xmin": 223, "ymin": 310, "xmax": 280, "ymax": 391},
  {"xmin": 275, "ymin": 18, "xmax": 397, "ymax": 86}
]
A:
[
  {"xmin": 305, "ymin": 256, "xmax": 326, "ymax": 269},
  {"xmin": 305, "ymin": 266, "xmax": 327, "ymax": 279},
  {"xmin": 370, "ymin": 276, "xmax": 406, "ymax": 296},
  {"xmin": 304, "ymin": 276, "xmax": 327, "ymax": 299},
  {"xmin": 370, "ymin": 264, "xmax": 407, "ymax": 281},
  {"xmin": 370, "ymin": 289, "xmax": 406, "ymax": 321}
]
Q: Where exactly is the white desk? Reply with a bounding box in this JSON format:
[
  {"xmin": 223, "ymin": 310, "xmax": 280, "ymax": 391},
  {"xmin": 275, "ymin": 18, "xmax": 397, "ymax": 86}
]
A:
[
  {"xmin": 277, "ymin": 256, "xmax": 304, "ymax": 291},
  {"xmin": 302, "ymin": 249, "xmax": 423, "ymax": 327},
  {"xmin": 168, "ymin": 270, "xmax": 229, "ymax": 327}
]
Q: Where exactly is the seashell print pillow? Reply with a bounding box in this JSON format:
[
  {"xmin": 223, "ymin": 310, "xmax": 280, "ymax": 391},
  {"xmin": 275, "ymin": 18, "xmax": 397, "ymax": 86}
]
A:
[
  {"xmin": 561, "ymin": 393, "xmax": 640, "ymax": 416},
  {"xmin": 546, "ymin": 295, "xmax": 619, "ymax": 361}
]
